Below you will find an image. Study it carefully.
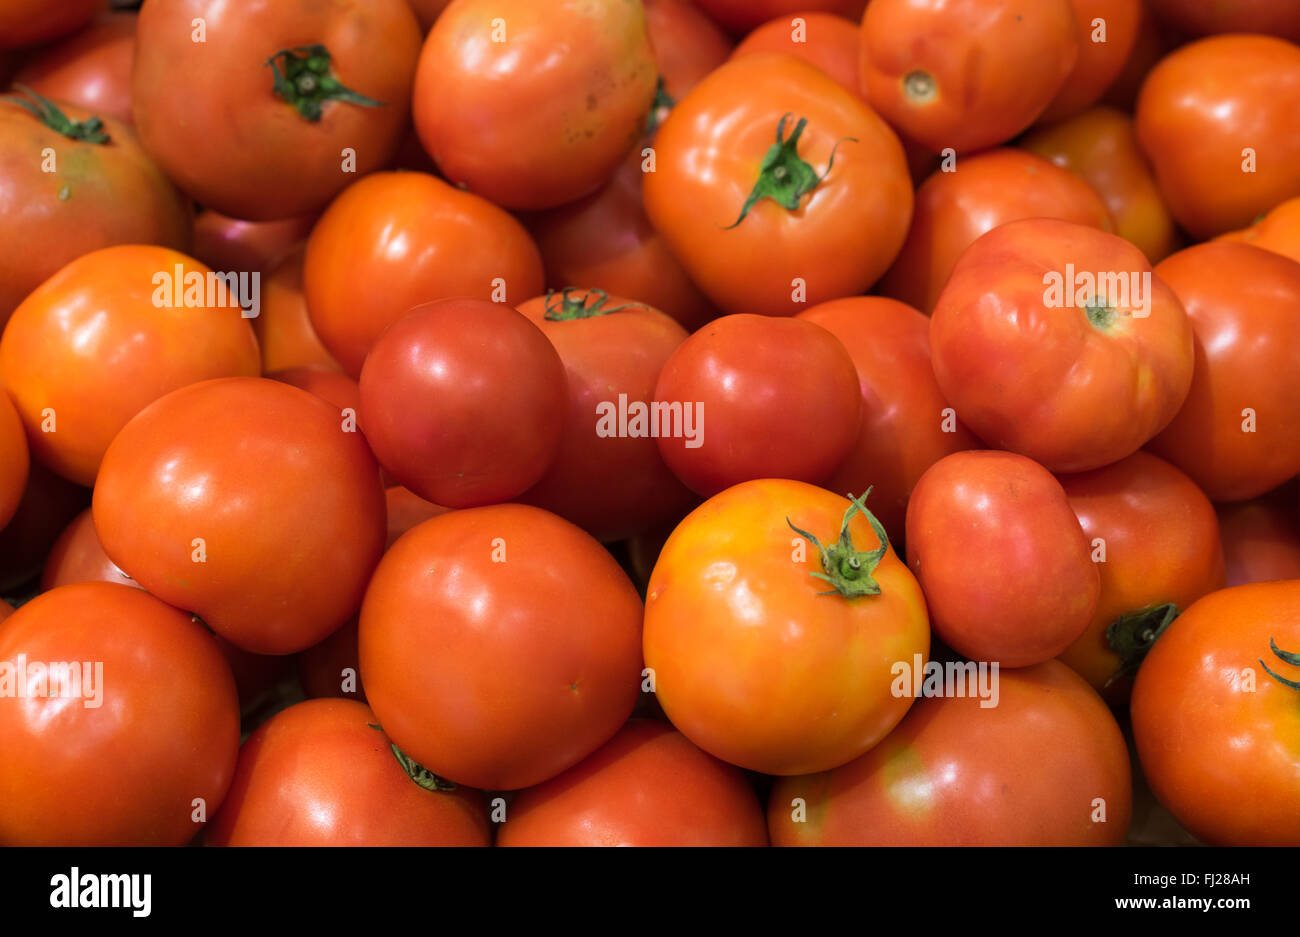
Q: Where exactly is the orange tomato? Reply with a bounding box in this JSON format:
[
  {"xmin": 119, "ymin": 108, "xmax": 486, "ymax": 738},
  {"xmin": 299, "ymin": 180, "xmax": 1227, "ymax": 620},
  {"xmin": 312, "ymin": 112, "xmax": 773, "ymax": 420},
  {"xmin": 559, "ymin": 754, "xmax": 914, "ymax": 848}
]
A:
[
  {"xmin": 252, "ymin": 247, "xmax": 340, "ymax": 374},
  {"xmin": 1218, "ymin": 196, "xmax": 1300, "ymax": 265},
  {"xmin": 1036, "ymin": 0, "xmax": 1141, "ymax": 124},
  {"xmin": 693, "ymin": 0, "xmax": 867, "ymax": 33},
  {"xmin": 12, "ymin": 10, "xmax": 135, "ymax": 125},
  {"xmin": 732, "ymin": 12, "xmax": 861, "ymax": 97},
  {"xmin": 645, "ymin": 0, "xmax": 733, "ymax": 101}
]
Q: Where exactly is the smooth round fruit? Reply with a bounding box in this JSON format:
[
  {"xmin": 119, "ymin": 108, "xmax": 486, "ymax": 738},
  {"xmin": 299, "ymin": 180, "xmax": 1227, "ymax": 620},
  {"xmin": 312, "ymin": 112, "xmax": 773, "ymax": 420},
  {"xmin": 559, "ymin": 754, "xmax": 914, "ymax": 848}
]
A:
[
  {"xmin": 253, "ymin": 247, "xmax": 340, "ymax": 373},
  {"xmin": 1035, "ymin": 0, "xmax": 1141, "ymax": 123},
  {"xmin": 12, "ymin": 11, "xmax": 136, "ymax": 125},
  {"xmin": 1217, "ymin": 495, "xmax": 1300, "ymax": 587},
  {"xmin": 731, "ymin": 12, "xmax": 861, "ymax": 96}
]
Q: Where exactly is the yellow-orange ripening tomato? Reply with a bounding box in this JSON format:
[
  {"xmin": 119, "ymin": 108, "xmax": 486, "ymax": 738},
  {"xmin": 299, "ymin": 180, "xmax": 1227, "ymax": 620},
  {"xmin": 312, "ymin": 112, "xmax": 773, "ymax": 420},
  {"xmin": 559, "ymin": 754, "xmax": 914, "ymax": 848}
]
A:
[
  {"xmin": 644, "ymin": 53, "xmax": 912, "ymax": 318},
  {"xmin": 860, "ymin": 0, "xmax": 1078, "ymax": 154},
  {"xmin": 413, "ymin": 0, "xmax": 658, "ymax": 211},
  {"xmin": 0, "ymin": 245, "xmax": 260, "ymax": 486},
  {"xmin": 644, "ymin": 480, "xmax": 930, "ymax": 776},
  {"xmin": 1135, "ymin": 34, "xmax": 1300, "ymax": 239}
]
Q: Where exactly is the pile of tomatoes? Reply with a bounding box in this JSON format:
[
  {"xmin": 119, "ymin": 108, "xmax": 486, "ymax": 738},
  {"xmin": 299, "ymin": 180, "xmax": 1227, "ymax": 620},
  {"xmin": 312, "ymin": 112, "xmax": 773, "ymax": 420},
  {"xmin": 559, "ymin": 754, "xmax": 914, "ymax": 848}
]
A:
[{"xmin": 1, "ymin": 0, "xmax": 1299, "ymax": 848}]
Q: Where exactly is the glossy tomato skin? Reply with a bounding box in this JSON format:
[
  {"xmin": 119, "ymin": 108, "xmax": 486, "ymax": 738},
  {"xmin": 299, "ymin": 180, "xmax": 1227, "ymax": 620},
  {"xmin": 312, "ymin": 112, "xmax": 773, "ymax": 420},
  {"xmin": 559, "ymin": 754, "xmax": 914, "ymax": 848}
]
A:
[
  {"xmin": 0, "ymin": 0, "xmax": 102, "ymax": 48},
  {"xmin": 1136, "ymin": 35, "xmax": 1300, "ymax": 239},
  {"xmin": 1146, "ymin": 242, "xmax": 1300, "ymax": 501},
  {"xmin": 93, "ymin": 378, "xmax": 386, "ymax": 656},
  {"xmin": 192, "ymin": 210, "xmax": 314, "ymax": 281},
  {"xmin": 931, "ymin": 218, "xmax": 1193, "ymax": 473},
  {"xmin": 1, "ymin": 245, "xmax": 261, "ymax": 486},
  {"xmin": 644, "ymin": 479, "xmax": 930, "ymax": 776},
  {"xmin": 879, "ymin": 148, "xmax": 1112, "ymax": 314},
  {"xmin": 13, "ymin": 11, "xmax": 135, "ymax": 125},
  {"xmin": 1021, "ymin": 107, "xmax": 1178, "ymax": 264},
  {"xmin": 515, "ymin": 292, "xmax": 695, "ymax": 541},
  {"xmin": 359, "ymin": 299, "xmax": 566, "ymax": 509},
  {"xmin": 1056, "ymin": 452, "xmax": 1225, "ymax": 702},
  {"xmin": 133, "ymin": 0, "xmax": 421, "ymax": 221},
  {"xmin": 304, "ymin": 172, "xmax": 544, "ymax": 376},
  {"xmin": 254, "ymin": 247, "xmax": 340, "ymax": 373},
  {"xmin": 860, "ymin": 0, "xmax": 1078, "ymax": 154},
  {"xmin": 361, "ymin": 505, "xmax": 644, "ymax": 791},
  {"xmin": 769, "ymin": 661, "xmax": 1131, "ymax": 845},
  {"xmin": 694, "ymin": 0, "xmax": 866, "ymax": 33},
  {"xmin": 797, "ymin": 297, "xmax": 980, "ymax": 542},
  {"xmin": 653, "ymin": 314, "xmax": 861, "ymax": 498},
  {"xmin": 0, "ymin": 389, "xmax": 27, "ymax": 531},
  {"xmin": 732, "ymin": 13, "xmax": 861, "ymax": 96},
  {"xmin": 0, "ymin": 97, "xmax": 191, "ymax": 327},
  {"xmin": 1218, "ymin": 196, "xmax": 1300, "ymax": 265},
  {"xmin": 206, "ymin": 699, "xmax": 489, "ymax": 846},
  {"xmin": 414, "ymin": 0, "xmax": 657, "ymax": 211},
  {"xmin": 1132, "ymin": 582, "xmax": 1300, "ymax": 845},
  {"xmin": 644, "ymin": 54, "xmax": 912, "ymax": 318},
  {"xmin": 906, "ymin": 451, "xmax": 1099, "ymax": 667},
  {"xmin": 499, "ymin": 719, "xmax": 768, "ymax": 846},
  {"xmin": 1148, "ymin": 0, "xmax": 1300, "ymax": 41},
  {"xmin": 0, "ymin": 582, "xmax": 239, "ymax": 846},
  {"xmin": 645, "ymin": 0, "xmax": 733, "ymax": 100},
  {"xmin": 41, "ymin": 507, "xmax": 138, "ymax": 592},
  {"xmin": 1036, "ymin": 0, "xmax": 1141, "ymax": 124},
  {"xmin": 1217, "ymin": 494, "xmax": 1300, "ymax": 587}
]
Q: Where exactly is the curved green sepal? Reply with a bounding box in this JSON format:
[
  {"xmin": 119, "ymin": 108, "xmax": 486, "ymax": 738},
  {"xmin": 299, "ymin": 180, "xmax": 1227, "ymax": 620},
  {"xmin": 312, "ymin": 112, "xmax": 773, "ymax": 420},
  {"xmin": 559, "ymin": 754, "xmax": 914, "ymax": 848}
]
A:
[
  {"xmin": 644, "ymin": 77, "xmax": 675, "ymax": 136},
  {"xmin": 787, "ymin": 489, "xmax": 889, "ymax": 599},
  {"xmin": 543, "ymin": 287, "xmax": 645, "ymax": 321},
  {"xmin": 725, "ymin": 113, "xmax": 856, "ymax": 229},
  {"xmin": 265, "ymin": 45, "xmax": 385, "ymax": 122},
  {"xmin": 1260, "ymin": 637, "xmax": 1300, "ymax": 691},
  {"xmin": 5, "ymin": 85, "xmax": 109, "ymax": 143},
  {"xmin": 1103, "ymin": 602, "xmax": 1179, "ymax": 687}
]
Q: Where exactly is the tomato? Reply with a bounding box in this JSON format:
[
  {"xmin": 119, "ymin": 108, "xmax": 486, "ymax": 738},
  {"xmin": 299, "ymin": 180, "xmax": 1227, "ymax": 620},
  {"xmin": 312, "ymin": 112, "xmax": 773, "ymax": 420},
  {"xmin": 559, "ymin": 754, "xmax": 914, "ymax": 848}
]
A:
[
  {"xmin": 414, "ymin": 0, "xmax": 657, "ymax": 211},
  {"xmin": 253, "ymin": 247, "xmax": 340, "ymax": 374},
  {"xmin": 498, "ymin": 719, "xmax": 768, "ymax": 846},
  {"xmin": 653, "ymin": 314, "xmax": 860, "ymax": 497},
  {"xmin": 12, "ymin": 10, "xmax": 135, "ymax": 125},
  {"xmin": 304, "ymin": 172, "xmax": 545, "ymax": 376},
  {"xmin": 1036, "ymin": 0, "xmax": 1141, "ymax": 124},
  {"xmin": 645, "ymin": 0, "xmax": 733, "ymax": 101},
  {"xmin": 769, "ymin": 660, "xmax": 1131, "ymax": 845},
  {"xmin": 644, "ymin": 480, "xmax": 930, "ymax": 775},
  {"xmin": 0, "ymin": 90, "xmax": 191, "ymax": 328},
  {"xmin": 297, "ymin": 618, "xmax": 364, "ymax": 702},
  {"xmin": 0, "ymin": 388, "xmax": 26, "ymax": 531},
  {"xmin": 384, "ymin": 486, "xmax": 449, "ymax": 549},
  {"xmin": 207, "ymin": 699, "xmax": 489, "ymax": 846},
  {"xmin": 1056, "ymin": 452, "xmax": 1225, "ymax": 702},
  {"xmin": 93, "ymin": 378, "xmax": 386, "ymax": 655},
  {"xmin": 879, "ymin": 148, "xmax": 1112, "ymax": 314},
  {"xmin": 693, "ymin": 0, "xmax": 866, "ymax": 33},
  {"xmin": 1101, "ymin": 0, "xmax": 1177, "ymax": 111},
  {"xmin": 41, "ymin": 507, "xmax": 138, "ymax": 592},
  {"xmin": 860, "ymin": 0, "xmax": 1078, "ymax": 154},
  {"xmin": 732, "ymin": 13, "xmax": 861, "ymax": 97},
  {"xmin": 0, "ymin": 0, "xmax": 102, "ymax": 48},
  {"xmin": 192, "ymin": 210, "xmax": 314, "ymax": 281},
  {"xmin": 406, "ymin": 0, "xmax": 451, "ymax": 33},
  {"xmin": 267, "ymin": 366, "xmax": 360, "ymax": 419},
  {"xmin": 931, "ymin": 218, "xmax": 1193, "ymax": 473},
  {"xmin": 510, "ymin": 291, "xmax": 694, "ymax": 541},
  {"xmin": 358, "ymin": 299, "xmax": 565, "ymax": 509},
  {"xmin": 1135, "ymin": 35, "xmax": 1300, "ymax": 239},
  {"xmin": 796, "ymin": 297, "xmax": 980, "ymax": 542},
  {"xmin": 2, "ymin": 245, "xmax": 261, "ymax": 486},
  {"xmin": 1146, "ymin": 242, "xmax": 1300, "ymax": 501},
  {"xmin": 1132, "ymin": 581, "xmax": 1300, "ymax": 845},
  {"xmin": 0, "ymin": 582, "xmax": 239, "ymax": 846},
  {"xmin": 1020, "ymin": 107, "xmax": 1179, "ymax": 264},
  {"xmin": 1148, "ymin": 0, "xmax": 1300, "ymax": 41},
  {"xmin": 0, "ymin": 461, "xmax": 88, "ymax": 593},
  {"xmin": 360, "ymin": 504, "xmax": 644, "ymax": 790},
  {"xmin": 644, "ymin": 54, "xmax": 912, "ymax": 318},
  {"xmin": 1219, "ymin": 196, "xmax": 1300, "ymax": 265},
  {"xmin": 133, "ymin": 0, "xmax": 421, "ymax": 221},
  {"xmin": 1217, "ymin": 493, "xmax": 1300, "ymax": 587},
  {"xmin": 907, "ymin": 451, "xmax": 1100, "ymax": 667}
]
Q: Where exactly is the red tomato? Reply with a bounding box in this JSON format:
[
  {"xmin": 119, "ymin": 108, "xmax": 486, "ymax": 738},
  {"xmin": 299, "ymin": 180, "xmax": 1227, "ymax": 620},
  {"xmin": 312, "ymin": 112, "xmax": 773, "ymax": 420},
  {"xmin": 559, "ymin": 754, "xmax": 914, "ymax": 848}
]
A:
[
  {"xmin": 797, "ymin": 297, "xmax": 980, "ymax": 541},
  {"xmin": 732, "ymin": 13, "xmax": 861, "ymax": 96},
  {"xmin": 413, "ymin": 0, "xmax": 658, "ymax": 211},
  {"xmin": 0, "ymin": 582, "xmax": 239, "ymax": 845},
  {"xmin": 906, "ymin": 451, "xmax": 1100, "ymax": 667},
  {"xmin": 644, "ymin": 54, "xmax": 912, "ymax": 318},
  {"xmin": 1101, "ymin": 0, "xmax": 1178, "ymax": 111},
  {"xmin": 206, "ymin": 699, "xmax": 489, "ymax": 846},
  {"xmin": 359, "ymin": 504, "xmax": 644, "ymax": 790},
  {"xmin": 267, "ymin": 366, "xmax": 360, "ymax": 419},
  {"xmin": 0, "ymin": 600, "xmax": 10, "ymax": 623},
  {"xmin": 1020, "ymin": 107, "xmax": 1179, "ymax": 264},
  {"xmin": 860, "ymin": 0, "xmax": 1078, "ymax": 153},
  {"xmin": 930, "ymin": 218, "xmax": 1193, "ymax": 473},
  {"xmin": 1218, "ymin": 196, "xmax": 1300, "ymax": 266},
  {"xmin": 769, "ymin": 661, "xmax": 1131, "ymax": 845},
  {"xmin": 0, "ymin": 461, "xmax": 88, "ymax": 593},
  {"xmin": 192, "ymin": 210, "xmax": 314, "ymax": 281},
  {"xmin": 653, "ymin": 314, "xmax": 861, "ymax": 497},
  {"xmin": 1217, "ymin": 492, "xmax": 1300, "ymax": 587},
  {"xmin": 41, "ymin": 507, "xmax": 138, "ymax": 593},
  {"xmin": 645, "ymin": 0, "xmax": 733, "ymax": 101},
  {"xmin": 253, "ymin": 247, "xmax": 341, "ymax": 374},
  {"xmin": 405, "ymin": 0, "xmax": 451, "ymax": 32},
  {"xmin": 879, "ymin": 148, "xmax": 1113, "ymax": 314},
  {"xmin": 304, "ymin": 172, "xmax": 545, "ymax": 376},
  {"xmin": 358, "ymin": 299, "xmax": 566, "ymax": 509},
  {"xmin": 1056, "ymin": 452, "xmax": 1225, "ymax": 702},
  {"xmin": 1135, "ymin": 35, "xmax": 1300, "ymax": 239},
  {"xmin": 0, "ymin": 389, "xmax": 27, "ymax": 531},
  {"xmin": 0, "ymin": 245, "xmax": 261, "ymax": 486},
  {"xmin": 12, "ymin": 10, "xmax": 135, "ymax": 125},
  {"xmin": 693, "ymin": 0, "xmax": 866, "ymax": 33},
  {"xmin": 644, "ymin": 480, "xmax": 930, "ymax": 775},
  {"xmin": 1148, "ymin": 0, "xmax": 1300, "ymax": 41},
  {"xmin": 93, "ymin": 378, "xmax": 387, "ymax": 655},
  {"xmin": 133, "ymin": 0, "xmax": 422, "ymax": 220},
  {"xmin": 297, "ymin": 618, "xmax": 364, "ymax": 702},
  {"xmin": 1132, "ymin": 581, "xmax": 1300, "ymax": 845},
  {"xmin": 1146, "ymin": 242, "xmax": 1300, "ymax": 501},
  {"xmin": 0, "ymin": 90, "xmax": 191, "ymax": 328},
  {"xmin": 0, "ymin": 0, "xmax": 102, "ymax": 48},
  {"xmin": 513, "ymin": 290, "xmax": 694, "ymax": 541},
  {"xmin": 498, "ymin": 719, "xmax": 768, "ymax": 846},
  {"xmin": 383, "ymin": 486, "xmax": 449, "ymax": 549},
  {"xmin": 1036, "ymin": 0, "xmax": 1141, "ymax": 123}
]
